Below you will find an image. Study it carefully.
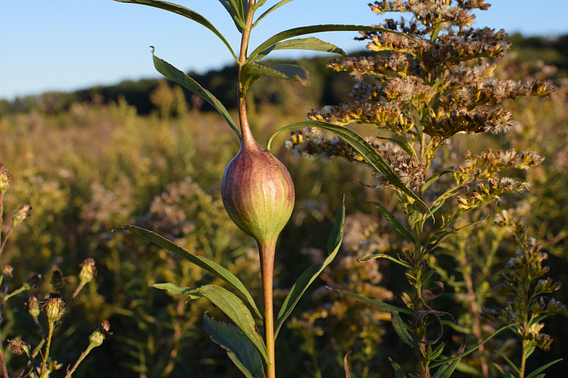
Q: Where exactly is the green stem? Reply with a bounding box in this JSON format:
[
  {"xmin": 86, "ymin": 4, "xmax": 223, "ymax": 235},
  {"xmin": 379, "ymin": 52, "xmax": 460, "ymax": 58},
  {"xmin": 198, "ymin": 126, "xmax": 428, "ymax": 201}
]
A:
[
  {"xmin": 259, "ymin": 240, "xmax": 276, "ymax": 378},
  {"xmin": 42, "ymin": 321, "xmax": 56, "ymax": 375},
  {"xmin": 0, "ymin": 223, "xmax": 14, "ymax": 256},
  {"xmin": 0, "ymin": 192, "xmax": 4, "ymax": 257},
  {"xmin": 0, "ymin": 281, "xmax": 9, "ymax": 378},
  {"xmin": 65, "ymin": 345, "xmax": 95, "ymax": 378}
]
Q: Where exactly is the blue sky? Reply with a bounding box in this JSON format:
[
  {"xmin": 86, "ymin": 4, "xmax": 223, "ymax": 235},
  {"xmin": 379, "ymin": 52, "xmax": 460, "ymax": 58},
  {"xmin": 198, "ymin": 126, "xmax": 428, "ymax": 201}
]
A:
[{"xmin": 2, "ymin": 0, "xmax": 568, "ymax": 101}]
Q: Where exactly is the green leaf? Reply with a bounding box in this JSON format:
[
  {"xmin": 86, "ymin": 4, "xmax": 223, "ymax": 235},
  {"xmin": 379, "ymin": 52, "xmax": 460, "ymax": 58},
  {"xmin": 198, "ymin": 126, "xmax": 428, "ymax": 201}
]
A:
[
  {"xmin": 389, "ymin": 310, "xmax": 416, "ymax": 348},
  {"xmin": 327, "ymin": 194, "xmax": 346, "ymax": 255},
  {"xmin": 150, "ymin": 51, "xmax": 241, "ymax": 140},
  {"xmin": 525, "ymin": 358, "xmax": 563, "ymax": 378},
  {"xmin": 389, "ymin": 358, "xmax": 406, "ymax": 378},
  {"xmin": 432, "ymin": 359, "xmax": 460, "ymax": 378},
  {"xmin": 376, "ymin": 136, "xmax": 416, "ymax": 159},
  {"xmin": 431, "ymin": 343, "xmax": 447, "ymax": 361},
  {"xmin": 430, "ymin": 24, "xmax": 442, "ymax": 44},
  {"xmin": 123, "ymin": 225, "xmax": 261, "ymax": 319},
  {"xmin": 218, "ymin": 0, "xmax": 246, "ymax": 32},
  {"xmin": 455, "ymin": 362, "xmax": 482, "ymax": 377},
  {"xmin": 267, "ymin": 121, "xmax": 431, "ymax": 215},
  {"xmin": 494, "ymin": 351, "xmax": 521, "ymax": 375},
  {"xmin": 115, "ymin": 0, "xmax": 238, "ymax": 62},
  {"xmin": 253, "ymin": 0, "xmax": 294, "ymax": 27},
  {"xmin": 369, "ymin": 201, "xmax": 415, "ymax": 243},
  {"xmin": 248, "ymin": 24, "xmax": 417, "ymax": 63},
  {"xmin": 241, "ymin": 63, "xmax": 310, "ymax": 88},
  {"xmin": 274, "ymin": 196, "xmax": 345, "ymax": 338},
  {"xmin": 422, "ymin": 170, "xmax": 459, "ymax": 192},
  {"xmin": 257, "ymin": 37, "xmax": 347, "ymax": 60},
  {"xmin": 188, "ymin": 285, "xmax": 268, "ymax": 363},
  {"xmin": 152, "ymin": 282, "xmax": 190, "ymax": 295},
  {"xmin": 204, "ymin": 314, "xmax": 266, "ymax": 378},
  {"xmin": 430, "ymin": 324, "xmax": 515, "ymax": 368},
  {"xmin": 358, "ymin": 253, "xmax": 412, "ymax": 269},
  {"xmin": 336, "ymin": 290, "xmax": 413, "ymax": 315}
]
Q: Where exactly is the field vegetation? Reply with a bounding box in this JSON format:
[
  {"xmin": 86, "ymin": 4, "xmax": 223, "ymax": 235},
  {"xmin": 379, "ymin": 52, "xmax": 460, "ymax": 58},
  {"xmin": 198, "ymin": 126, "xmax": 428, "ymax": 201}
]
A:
[{"xmin": 0, "ymin": 24, "xmax": 567, "ymax": 378}]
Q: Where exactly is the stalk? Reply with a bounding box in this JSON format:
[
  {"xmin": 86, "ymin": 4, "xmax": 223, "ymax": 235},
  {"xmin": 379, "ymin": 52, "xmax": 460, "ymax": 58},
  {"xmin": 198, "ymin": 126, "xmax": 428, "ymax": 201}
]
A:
[
  {"xmin": 235, "ymin": 2, "xmax": 277, "ymax": 377},
  {"xmin": 259, "ymin": 240, "xmax": 276, "ymax": 378},
  {"xmin": 41, "ymin": 321, "xmax": 56, "ymax": 375}
]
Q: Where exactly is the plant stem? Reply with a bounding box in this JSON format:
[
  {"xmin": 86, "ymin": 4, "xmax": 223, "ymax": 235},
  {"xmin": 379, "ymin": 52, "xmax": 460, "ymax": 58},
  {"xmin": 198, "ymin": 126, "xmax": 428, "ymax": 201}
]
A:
[
  {"xmin": 0, "ymin": 279, "xmax": 9, "ymax": 378},
  {"xmin": 0, "ymin": 223, "xmax": 14, "ymax": 256},
  {"xmin": 41, "ymin": 321, "xmax": 56, "ymax": 375},
  {"xmin": 65, "ymin": 345, "xmax": 95, "ymax": 378},
  {"xmin": 259, "ymin": 240, "xmax": 276, "ymax": 378},
  {"xmin": 0, "ymin": 192, "xmax": 4, "ymax": 251}
]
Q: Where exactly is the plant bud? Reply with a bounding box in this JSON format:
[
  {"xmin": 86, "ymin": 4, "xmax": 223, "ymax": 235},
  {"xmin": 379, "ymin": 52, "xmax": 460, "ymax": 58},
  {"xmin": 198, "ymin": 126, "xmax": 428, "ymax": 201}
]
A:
[
  {"xmin": 27, "ymin": 295, "xmax": 41, "ymax": 318},
  {"xmin": 2, "ymin": 265, "xmax": 13, "ymax": 278},
  {"xmin": 79, "ymin": 258, "xmax": 97, "ymax": 284},
  {"xmin": 221, "ymin": 137, "xmax": 294, "ymax": 247},
  {"xmin": 89, "ymin": 320, "xmax": 111, "ymax": 348},
  {"xmin": 44, "ymin": 292, "xmax": 65, "ymax": 322},
  {"xmin": 0, "ymin": 164, "xmax": 11, "ymax": 194},
  {"xmin": 12, "ymin": 204, "xmax": 32, "ymax": 225}
]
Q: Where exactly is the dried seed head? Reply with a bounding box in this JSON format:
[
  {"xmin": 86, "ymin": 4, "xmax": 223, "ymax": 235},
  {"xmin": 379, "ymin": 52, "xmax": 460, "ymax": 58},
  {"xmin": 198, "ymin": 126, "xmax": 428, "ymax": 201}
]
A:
[
  {"xmin": 50, "ymin": 270, "xmax": 66, "ymax": 292},
  {"xmin": 8, "ymin": 340, "xmax": 31, "ymax": 355}
]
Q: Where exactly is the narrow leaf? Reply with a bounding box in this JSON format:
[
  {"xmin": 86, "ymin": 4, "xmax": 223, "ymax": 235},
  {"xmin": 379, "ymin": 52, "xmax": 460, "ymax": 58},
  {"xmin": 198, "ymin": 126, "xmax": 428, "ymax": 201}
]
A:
[
  {"xmin": 115, "ymin": 0, "xmax": 237, "ymax": 62},
  {"xmin": 494, "ymin": 351, "xmax": 521, "ymax": 375},
  {"xmin": 422, "ymin": 169, "xmax": 459, "ymax": 192},
  {"xmin": 432, "ymin": 359, "xmax": 460, "ymax": 378},
  {"xmin": 204, "ymin": 314, "xmax": 266, "ymax": 378},
  {"xmin": 152, "ymin": 282, "xmax": 190, "ymax": 295},
  {"xmin": 369, "ymin": 201, "xmax": 415, "ymax": 243},
  {"xmin": 258, "ymin": 37, "xmax": 347, "ymax": 59},
  {"xmin": 267, "ymin": 121, "xmax": 431, "ymax": 215},
  {"xmin": 358, "ymin": 253, "xmax": 412, "ymax": 269},
  {"xmin": 123, "ymin": 225, "xmax": 261, "ymax": 319},
  {"xmin": 525, "ymin": 359, "xmax": 563, "ymax": 378},
  {"xmin": 327, "ymin": 194, "xmax": 346, "ymax": 255},
  {"xmin": 389, "ymin": 310, "xmax": 416, "ymax": 348},
  {"xmin": 249, "ymin": 25, "xmax": 418, "ymax": 63},
  {"xmin": 150, "ymin": 51, "xmax": 241, "ymax": 140},
  {"xmin": 376, "ymin": 136, "xmax": 416, "ymax": 159},
  {"xmin": 344, "ymin": 352, "xmax": 352, "ymax": 378},
  {"xmin": 430, "ymin": 324, "xmax": 515, "ymax": 368},
  {"xmin": 218, "ymin": 0, "xmax": 246, "ymax": 32},
  {"xmin": 336, "ymin": 290, "xmax": 413, "ymax": 315},
  {"xmin": 189, "ymin": 285, "xmax": 268, "ymax": 363},
  {"xmin": 389, "ymin": 358, "xmax": 406, "ymax": 378},
  {"xmin": 253, "ymin": 0, "xmax": 294, "ymax": 27},
  {"xmin": 241, "ymin": 62, "xmax": 310, "ymax": 87},
  {"xmin": 274, "ymin": 196, "xmax": 345, "ymax": 337}
]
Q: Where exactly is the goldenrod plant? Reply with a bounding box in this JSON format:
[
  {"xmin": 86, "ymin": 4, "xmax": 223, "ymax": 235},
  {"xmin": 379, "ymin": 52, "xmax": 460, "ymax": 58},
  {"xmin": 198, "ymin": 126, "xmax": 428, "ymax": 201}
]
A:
[{"xmin": 279, "ymin": 1, "xmax": 563, "ymax": 377}]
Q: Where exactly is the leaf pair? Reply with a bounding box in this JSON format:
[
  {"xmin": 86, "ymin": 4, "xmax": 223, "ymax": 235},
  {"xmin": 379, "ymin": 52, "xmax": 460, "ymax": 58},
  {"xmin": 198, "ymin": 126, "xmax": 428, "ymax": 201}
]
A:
[{"xmin": 123, "ymin": 196, "xmax": 346, "ymax": 378}]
